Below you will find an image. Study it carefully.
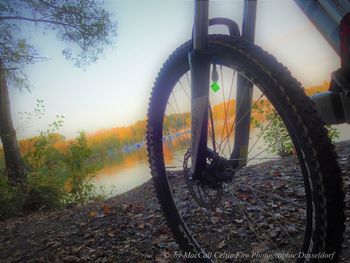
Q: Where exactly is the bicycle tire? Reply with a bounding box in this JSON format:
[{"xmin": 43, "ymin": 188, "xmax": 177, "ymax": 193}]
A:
[{"xmin": 146, "ymin": 35, "xmax": 344, "ymax": 262}]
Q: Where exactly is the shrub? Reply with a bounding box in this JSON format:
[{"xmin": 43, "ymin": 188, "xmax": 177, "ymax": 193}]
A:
[
  {"xmin": 63, "ymin": 131, "xmax": 102, "ymax": 205},
  {"xmin": 23, "ymin": 185, "xmax": 62, "ymax": 211},
  {"xmin": 0, "ymin": 107, "xmax": 105, "ymax": 219},
  {"xmin": 0, "ymin": 175, "xmax": 24, "ymax": 220},
  {"xmin": 251, "ymin": 102, "xmax": 339, "ymax": 157}
]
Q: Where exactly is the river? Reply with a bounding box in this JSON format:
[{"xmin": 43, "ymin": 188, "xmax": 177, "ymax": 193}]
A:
[{"xmin": 93, "ymin": 123, "xmax": 350, "ymax": 197}]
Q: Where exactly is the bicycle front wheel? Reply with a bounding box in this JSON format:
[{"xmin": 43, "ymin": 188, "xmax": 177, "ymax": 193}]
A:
[{"xmin": 146, "ymin": 35, "xmax": 344, "ymax": 262}]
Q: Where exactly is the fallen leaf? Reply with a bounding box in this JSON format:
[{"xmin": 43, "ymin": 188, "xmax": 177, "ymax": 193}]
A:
[
  {"xmin": 88, "ymin": 211, "xmax": 97, "ymax": 217},
  {"xmin": 155, "ymin": 253, "xmax": 170, "ymax": 263},
  {"xmin": 102, "ymin": 204, "xmax": 111, "ymax": 215},
  {"xmin": 217, "ymin": 240, "xmax": 226, "ymax": 249}
]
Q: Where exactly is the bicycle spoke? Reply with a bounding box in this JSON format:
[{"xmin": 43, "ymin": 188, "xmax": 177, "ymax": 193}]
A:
[
  {"xmin": 178, "ymin": 79, "xmax": 190, "ymax": 101},
  {"xmin": 229, "ymin": 190, "xmax": 283, "ymax": 253},
  {"xmin": 159, "ymin": 61, "xmax": 311, "ymax": 260},
  {"xmin": 246, "ymin": 134, "xmax": 290, "ymax": 164},
  {"xmin": 220, "ymin": 92, "xmax": 265, "ymax": 154},
  {"xmin": 208, "ymin": 103, "xmax": 217, "ymax": 152},
  {"xmin": 219, "ymin": 65, "xmax": 232, "ymax": 156},
  {"xmin": 248, "ymin": 113, "xmax": 277, "ymax": 155},
  {"xmin": 166, "ymin": 98, "xmax": 191, "ymax": 146}
]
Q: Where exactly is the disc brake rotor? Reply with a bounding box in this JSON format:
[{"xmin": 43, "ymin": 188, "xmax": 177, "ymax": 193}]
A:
[{"xmin": 183, "ymin": 148, "xmax": 223, "ymax": 210}]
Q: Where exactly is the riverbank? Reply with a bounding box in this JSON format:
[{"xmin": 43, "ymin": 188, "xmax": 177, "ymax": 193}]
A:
[{"xmin": 0, "ymin": 141, "xmax": 349, "ymax": 263}]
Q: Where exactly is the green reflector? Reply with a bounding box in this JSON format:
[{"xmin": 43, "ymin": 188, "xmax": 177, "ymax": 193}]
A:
[{"xmin": 211, "ymin": 82, "xmax": 220, "ymax": 92}]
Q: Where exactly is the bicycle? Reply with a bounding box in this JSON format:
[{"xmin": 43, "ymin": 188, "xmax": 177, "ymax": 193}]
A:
[{"xmin": 146, "ymin": 0, "xmax": 349, "ymax": 262}]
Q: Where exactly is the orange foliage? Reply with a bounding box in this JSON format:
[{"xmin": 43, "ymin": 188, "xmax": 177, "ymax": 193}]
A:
[
  {"xmin": 0, "ymin": 81, "xmax": 330, "ymax": 161},
  {"xmin": 89, "ymin": 120, "xmax": 146, "ymax": 146},
  {"xmin": 304, "ymin": 81, "xmax": 329, "ymax": 96}
]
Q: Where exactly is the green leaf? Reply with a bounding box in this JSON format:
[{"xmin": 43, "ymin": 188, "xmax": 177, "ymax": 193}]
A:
[{"xmin": 17, "ymin": 39, "xmax": 26, "ymax": 49}]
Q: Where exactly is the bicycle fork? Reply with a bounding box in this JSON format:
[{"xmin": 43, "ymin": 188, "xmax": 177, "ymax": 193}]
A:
[
  {"xmin": 189, "ymin": 0, "xmax": 257, "ymax": 178},
  {"xmin": 232, "ymin": 0, "xmax": 257, "ymax": 167},
  {"xmin": 189, "ymin": 0, "xmax": 210, "ymax": 177}
]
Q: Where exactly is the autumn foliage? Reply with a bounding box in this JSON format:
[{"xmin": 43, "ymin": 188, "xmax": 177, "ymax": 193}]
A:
[{"xmin": 0, "ymin": 82, "xmax": 331, "ymax": 168}]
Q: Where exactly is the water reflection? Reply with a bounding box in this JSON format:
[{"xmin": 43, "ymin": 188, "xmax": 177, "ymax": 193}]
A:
[
  {"xmin": 93, "ymin": 148, "xmax": 151, "ymax": 196},
  {"xmin": 94, "ymin": 124, "xmax": 350, "ymax": 197},
  {"xmin": 93, "ymin": 129, "xmax": 271, "ymax": 196}
]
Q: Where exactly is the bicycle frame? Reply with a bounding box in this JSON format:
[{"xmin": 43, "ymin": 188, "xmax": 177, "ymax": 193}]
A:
[
  {"xmin": 295, "ymin": 0, "xmax": 350, "ymax": 124},
  {"xmin": 189, "ymin": 0, "xmax": 350, "ymax": 177}
]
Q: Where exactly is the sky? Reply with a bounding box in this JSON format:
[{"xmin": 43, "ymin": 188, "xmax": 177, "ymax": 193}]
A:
[{"xmin": 10, "ymin": 0, "xmax": 340, "ymax": 140}]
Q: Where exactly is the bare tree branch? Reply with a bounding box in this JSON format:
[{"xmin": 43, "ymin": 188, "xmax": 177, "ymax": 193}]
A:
[
  {"xmin": 0, "ymin": 16, "xmax": 81, "ymax": 31},
  {"xmin": 37, "ymin": 0, "xmax": 60, "ymax": 10}
]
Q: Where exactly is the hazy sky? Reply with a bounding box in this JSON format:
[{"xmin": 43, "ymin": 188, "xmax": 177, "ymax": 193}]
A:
[{"xmin": 10, "ymin": 0, "xmax": 340, "ymax": 140}]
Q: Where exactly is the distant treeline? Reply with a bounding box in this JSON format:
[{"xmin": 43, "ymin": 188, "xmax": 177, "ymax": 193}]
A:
[{"xmin": 0, "ymin": 81, "xmax": 329, "ymax": 168}]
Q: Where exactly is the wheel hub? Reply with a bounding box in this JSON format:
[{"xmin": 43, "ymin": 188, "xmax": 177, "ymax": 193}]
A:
[{"xmin": 183, "ymin": 148, "xmax": 235, "ymax": 209}]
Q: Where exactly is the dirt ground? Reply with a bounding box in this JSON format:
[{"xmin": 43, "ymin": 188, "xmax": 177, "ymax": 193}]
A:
[{"xmin": 0, "ymin": 141, "xmax": 349, "ymax": 263}]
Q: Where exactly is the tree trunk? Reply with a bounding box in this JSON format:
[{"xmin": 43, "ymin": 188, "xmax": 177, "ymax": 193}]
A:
[{"xmin": 0, "ymin": 59, "xmax": 27, "ymax": 188}]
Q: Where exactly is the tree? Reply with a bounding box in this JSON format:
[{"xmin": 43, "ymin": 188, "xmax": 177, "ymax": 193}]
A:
[{"xmin": 0, "ymin": 0, "xmax": 117, "ymax": 188}]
